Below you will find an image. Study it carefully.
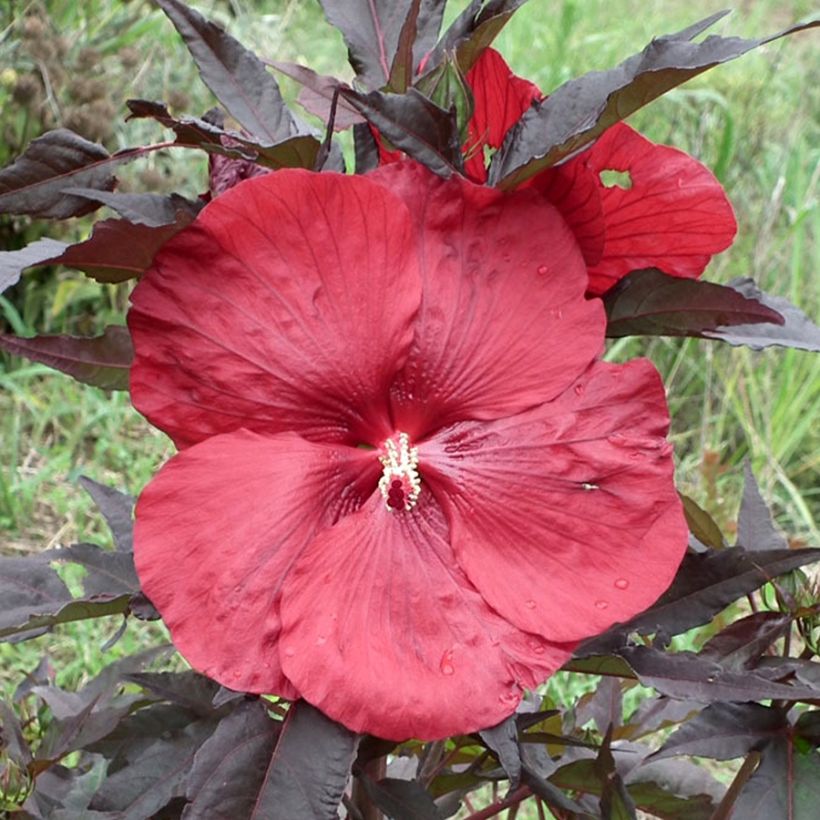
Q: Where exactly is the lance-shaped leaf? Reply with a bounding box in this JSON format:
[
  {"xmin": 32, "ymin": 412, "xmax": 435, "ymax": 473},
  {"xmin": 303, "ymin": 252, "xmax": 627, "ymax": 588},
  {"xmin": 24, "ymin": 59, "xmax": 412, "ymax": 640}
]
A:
[
  {"xmin": 341, "ymin": 87, "xmax": 462, "ymax": 176},
  {"xmin": 577, "ymin": 547, "xmax": 820, "ymax": 655},
  {"xmin": 124, "ymin": 671, "xmax": 222, "ymax": 718},
  {"xmin": 489, "ymin": 15, "xmax": 820, "ymax": 188},
  {"xmin": 679, "ymin": 493, "xmax": 726, "ymax": 550},
  {"xmin": 596, "ymin": 727, "xmax": 637, "ymax": 819},
  {"xmin": 705, "ymin": 277, "xmax": 820, "ymax": 352},
  {"xmin": 155, "ymin": 0, "xmax": 300, "ymax": 144},
  {"xmin": 652, "ymin": 703, "xmax": 787, "ymax": 762},
  {"xmin": 624, "ymin": 758, "xmax": 723, "ymax": 820},
  {"xmin": 618, "ymin": 646, "xmax": 820, "ymax": 703},
  {"xmin": 270, "ymin": 62, "xmax": 363, "ymax": 129},
  {"xmin": 0, "ymin": 326, "xmax": 133, "ymax": 391},
  {"xmin": 731, "ymin": 734, "xmax": 820, "ymax": 820},
  {"xmin": 62, "ymin": 189, "xmax": 201, "ymax": 228},
  {"xmin": 252, "ymin": 700, "xmax": 359, "ymax": 819},
  {"xmin": 0, "ymin": 543, "xmax": 139, "ymax": 641},
  {"xmin": 319, "ymin": 0, "xmax": 446, "ymax": 90},
  {"xmin": 184, "ymin": 699, "xmax": 281, "ymax": 818},
  {"xmin": 479, "ymin": 715, "xmax": 521, "ymax": 788},
  {"xmin": 736, "ymin": 463, "xmax": 789, "ymax": 552},
  {"xmin": 0, "ymin": 129, "xmax": 115, "ymax": 219},
  {"xmin": 0, "ymin": 238, "xmax": 69, "ymax": 295},
  {"xmin": 427, "ymin": 1, "xmax": 529, "ymax": 76},
  {"xmin": 698, "ymin": 612, "xmax": 792, "ymax": 671},
  {"xmin": 358, "ymin": 778, "xmax": 443, "ymax": 820},
  {"xmin": 603, "ymin": 269, "xmax": 784, "ymax": 340},
  {"xmin": 79, "ymin": 476, "xmax": 134, "ymax": 553}
]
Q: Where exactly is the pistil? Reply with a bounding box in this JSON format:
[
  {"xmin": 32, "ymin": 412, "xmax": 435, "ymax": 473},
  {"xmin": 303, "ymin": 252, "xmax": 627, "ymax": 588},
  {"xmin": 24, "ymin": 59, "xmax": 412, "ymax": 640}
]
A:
[{"xmin": 378, "ymin": 432, "xmax": 421, "ymax": 512}]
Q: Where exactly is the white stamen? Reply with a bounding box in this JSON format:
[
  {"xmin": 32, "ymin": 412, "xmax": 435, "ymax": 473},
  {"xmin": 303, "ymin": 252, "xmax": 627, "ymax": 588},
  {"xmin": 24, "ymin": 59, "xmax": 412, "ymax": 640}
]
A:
[{"xmin": 379, "ymin": 432, "xmax": 421, "ymax": 512}]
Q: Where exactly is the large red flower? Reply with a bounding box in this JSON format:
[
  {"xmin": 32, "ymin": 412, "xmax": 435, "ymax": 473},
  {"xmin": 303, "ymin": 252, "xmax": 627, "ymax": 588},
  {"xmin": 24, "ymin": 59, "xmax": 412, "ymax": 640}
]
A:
[
  {"xmin": 381, "ymin": 48, "xmax": 737, "ymax": 295},
  {"xmin": 129, "ymin": 162, "xmax": 687, "ymax": 740}
]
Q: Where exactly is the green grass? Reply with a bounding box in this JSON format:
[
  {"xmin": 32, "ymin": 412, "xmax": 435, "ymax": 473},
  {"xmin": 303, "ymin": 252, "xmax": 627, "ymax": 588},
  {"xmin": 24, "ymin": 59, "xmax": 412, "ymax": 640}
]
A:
[{"xmin": 0, "ymin": 2, "xmax": 817, "ymax": 802}]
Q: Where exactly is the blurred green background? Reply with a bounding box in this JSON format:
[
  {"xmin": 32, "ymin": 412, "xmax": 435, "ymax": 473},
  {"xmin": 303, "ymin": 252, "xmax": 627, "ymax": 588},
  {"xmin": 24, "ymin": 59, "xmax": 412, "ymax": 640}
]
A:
[{"xmin": 0, "ymin": 0, "xmax": 817, "ymax": 707}]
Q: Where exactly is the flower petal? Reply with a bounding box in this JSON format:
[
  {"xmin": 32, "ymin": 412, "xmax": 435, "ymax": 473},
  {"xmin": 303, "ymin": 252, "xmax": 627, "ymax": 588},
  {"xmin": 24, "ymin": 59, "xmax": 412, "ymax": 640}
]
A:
[
  {"xmin": 422, "ymin": 359, "xmax": 688, "ymax": 643},
  {"xmin": 584, "ymin": 124, "xmax": 737, "ymax": 295},
  {"xmin": 279, "ymin": 492, "xmax": 573, "ymax": 740},
  {"xmin": 133, "ymin": 430, "xmax": 379, "ymax": 697},
  {"xmin": 129, "ymin": 170, "xmax": 421, "ymax": 448},
  {"xmin": 464, "ymin": 48, "xmax": 541, "ymax": 183},
  {"xmin": 369, "ymin": 162, "xmax": 605, "ymax": 439}
]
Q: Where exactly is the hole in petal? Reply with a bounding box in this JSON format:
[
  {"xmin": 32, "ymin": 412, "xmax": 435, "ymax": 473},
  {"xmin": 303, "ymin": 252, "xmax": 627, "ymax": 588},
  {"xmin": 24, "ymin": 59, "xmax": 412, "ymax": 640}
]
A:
[{"xmin": 599, "ymin": 169, "xmax": 633, "ymax": 189}]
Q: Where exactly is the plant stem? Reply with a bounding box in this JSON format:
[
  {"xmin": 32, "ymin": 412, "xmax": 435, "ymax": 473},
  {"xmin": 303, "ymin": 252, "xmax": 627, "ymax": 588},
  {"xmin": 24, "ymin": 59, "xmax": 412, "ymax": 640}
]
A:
[{"xmin": 351, "ymin": 756, "xmax": 386, "ymax": 820}]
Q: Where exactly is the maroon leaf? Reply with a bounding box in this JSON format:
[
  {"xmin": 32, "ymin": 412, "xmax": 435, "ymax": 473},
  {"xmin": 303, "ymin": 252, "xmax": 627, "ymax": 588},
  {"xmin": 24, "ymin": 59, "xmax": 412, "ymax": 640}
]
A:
[
  {"xmin": 62, "ymin": 189, "xmax": 201, "ymax": 228},
  {"xmin": 736, "ymin": 463, "xmax": 789, "ymax": 551},
  {"xmin": 652, "ymin": 703, "xmax": 787, "ymax": 762},
  {"xmin": 389, "ymin": 0, "xmax": 423, "ymax": 92},
  {"xmin": 707, "ymin": 278, "xmax": 820, "ymax": 352},
  {"xmin": 596, "ymin": 727, "xmax": 638, "ymax": 819},
  {"xmin": 341, "ymin": 87, "xmax": 462, "ymax": 175},
  {"xmin": 624, "ymin": 758, "xmax": 723, "ymax": 820},
  {"xmin": 358, "ymin": 778, "xmax": 443, "ymax": 820},
  {"xmin": 184, "ymin": 700, "xmax": 281, "ymax": 818},
  {"xmin": 155, "ymin": 0, "xmax": 301, "ymax": 145},
  {"xmin": 479, "ymin": 715, "xmax": 521, "ymax": 788},
  {"xmin": 318, "ymin": 0, "xmax": 446, "ymax": 90},
  {"xmin": 603, "ymin": 269, "xmax": 784, "ymax": 340},
  {"xmin": 270, "ymin": 62, "xmax": 363, "ymax": 129},
  {"xmin": 731, "ymin": 736, "xmax": 820, "ymax": 819},
  {"xmin": 619, "ymin": 646, "xmax": 820, "ymax": 703},
  {"xmin": 489, "ymin": 15, "xmax": 820, "ymax": 188},
  {"xmin": 698, "ymin": 612, "xmax": 792, "ymax": 671},
  {"xmin": 78, "ymin": 476, "xmax": 134, "ymax": 553},
  {"xmin": 427, "ymin": 1, "xmax": 528, "ymax": 76},
  {"xmin": 0, "ymin": 326, "xmax": 133, "ymax": 390},
  {"xmin": 578, "ymin": 548, "xmax": 820, "ymax": 655},
  {"xmin": 0, "ymin": 129, "xmax": 114, "ymax": 219},
  {"xmin": 253, "ymin": 700, "xmax": 359, "ymax": 819}
]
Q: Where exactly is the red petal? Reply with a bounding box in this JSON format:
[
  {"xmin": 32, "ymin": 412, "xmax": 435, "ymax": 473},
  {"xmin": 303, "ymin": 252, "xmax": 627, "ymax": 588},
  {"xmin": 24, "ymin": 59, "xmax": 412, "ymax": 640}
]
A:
[
  {"xmin": 584, "ymin": 124, "xmax": 737, "ymax": 295},
  {"xmin": 280, "ymin": 492, "xmax": 573, "ymax": 740},
  {"xmin": 422, "ymin": 359, "xmax": 688, "ymax": 643},
  {"xmin": 369, "ymin": 162, "xmax": 605, "ymax": 439},
  {"xmin": 133, "ymin": 430, "xmax": 379, "ymax": 698},
  {"xmin": 464, "ymin": 48, "xmax": 541, "ymax": 183},
  {"xmin": 129, "ymin": 170, "xmax": 421, "ymax": 448}
]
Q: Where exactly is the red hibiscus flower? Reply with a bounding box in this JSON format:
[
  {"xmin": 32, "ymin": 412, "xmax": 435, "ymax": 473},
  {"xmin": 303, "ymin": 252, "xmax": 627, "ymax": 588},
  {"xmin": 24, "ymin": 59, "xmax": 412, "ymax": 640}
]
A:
[
  {"xmin": 381, "ymin": 48, "xmax": 738, "ymax": 296},
  {"xmin": 129, "ymin": 162, "xmax": 687, "ymax": 740}
]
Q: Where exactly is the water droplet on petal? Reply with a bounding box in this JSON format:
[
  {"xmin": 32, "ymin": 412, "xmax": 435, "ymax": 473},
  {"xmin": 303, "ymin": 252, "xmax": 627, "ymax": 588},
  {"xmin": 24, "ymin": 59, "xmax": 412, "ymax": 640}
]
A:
[
  {"xmin": 524, "ymin": 599, "xmax": 536, "ymax": 609},
  {"xmin": 528, "ymin": 638, "xmax": 545, "ymax": 655},
  {"xmin": 536, "ymin": 264, "xmax": 549, "ymax": 276},
  {"xmin": 615, "ymin": 578, "xmax": 629, "ymax": 590},
  {"xmin": 283, "ymin": 647, "xmax": 296, "ymax": 658},
  {"xmin": 595, "ymin": 599, "xmax": 609, "ymax": 610},
  {"xmin": 440, "ymin": 649, "xmax": 455, "ymax": 676},
  {"xmin": 316, "ymin": 635, "xmax": 327, "ymax": 646},
  {"xmin": 574, "ymin": 383, "xmax": 584, "ymax": 396}
]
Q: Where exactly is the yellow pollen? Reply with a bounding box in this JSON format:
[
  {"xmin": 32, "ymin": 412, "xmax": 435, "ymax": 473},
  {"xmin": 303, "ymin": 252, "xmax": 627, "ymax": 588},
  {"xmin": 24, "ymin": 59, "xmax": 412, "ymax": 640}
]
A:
[{"xmin": 379, "ymin": 432, "xmax": 421, "ymax": 512}]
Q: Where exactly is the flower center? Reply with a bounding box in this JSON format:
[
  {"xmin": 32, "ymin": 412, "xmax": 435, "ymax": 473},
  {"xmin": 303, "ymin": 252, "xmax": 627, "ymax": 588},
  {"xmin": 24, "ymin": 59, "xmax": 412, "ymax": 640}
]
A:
[{"xmin": 378, "ymin": 432, "xmax": 421, "ymax": 512}]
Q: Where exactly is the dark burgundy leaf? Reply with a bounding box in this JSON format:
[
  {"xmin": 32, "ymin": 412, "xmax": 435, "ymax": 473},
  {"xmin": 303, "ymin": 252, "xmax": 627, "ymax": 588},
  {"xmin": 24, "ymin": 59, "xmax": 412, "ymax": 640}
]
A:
[
  {"xmin": 319, "ymin": 1, "xmax": 446, "ymax": 90},
  {"xmin": 211, "ymin": 686, "xmax": 245, "ymax": 709},
  {"xmin": 13, "ymin": 655, "xmax": 55, "ymax": 702},
  {"xmin": 62, "ymin": 189, "xmax": 201, "ymax": 228},
  {"xmin": 123, "ymin": 671, "xmax": 222, "ymax": 718},
  {"xmin": 602, "ymin": 269, "xmax": 784, "ymax": 340},
  {"xmin": 796, "ymin": 711, "xmax": 820, "ymax": 746},
  {"xmin": 155, "ymin": 0, "xmax": 300, "ymax": 144},
  {"xmin": 628, "ymin": 696, "xmax": 701, "ymax": 740},
  {"xmin": 251, "ymin": 700, "xmax": 359, "ymax": 820},
  {"xmin": 706, "ymin": 278, "xmax": 820, "ymax": 351},
  {"xmin": 359, "ymin": 777, "xmax": 443, "ymax": 820},
  {"xmin": 489, "ymin": 16, "xmax": 820, "ymax": 188},
  {"xmin": 731, "ymin": 736, "xmax": 820, "ymax": 820},
  {"xmin": 0, "ymin": 238, "xmax": 68, "ymax": 295},
  {"xmin": 21, "ymin": 758, "xmax": 108, "ymax": 819},
  {"xmin": 652, "ymin": 703, "xmax": 787, "ymax": 761},
  {"xmin": 479, "ymin": 715, "xmax": 521, "ymax": 789},
  {"xmin": 354, "ymin": 122, "xmax": 380, "ymax": 173},
  {"xmin": 576, "ymin": 675, "xmax": 623, "ymax": 736},
  {"xmin": 563, "ymin": 654, "xmax": 637, "ymax": 678},
  {"xmin": 89, "ymin": 716, "xmax": 218, "ymax": 816},
  {"xmin": 0, "ymin": 699, "xmax": 32, "ymax": 766},
  {"xmin": 126, "ymin": 99, "xmax": 228, "ymax": 149},
  {"xmin": 0, "ymin": 543, "xmax": 138, "ymax": 641},
  {"xmin": 270, "ymin": 62, "xmax": 363, "ymax": 129},
  {"xmin": 389, "ymin": 1, "xmax": 423, "ymax": 93},
  {"xmin": 341, "ymin": 87, "xmax": 462, "ymax": 176},
  {"xmin": 427, "ymin": 1, "xmax": 528, "ymax": 75},
  {"xmin": 577, "ymin": 548, "xmax": 820, "ymax": 655},
  {"xmin": 624, "ymin": 758, "xmax": 723, "ymax": 820},
  {"xmin": 618, "ymin": 646, "xmax": 820, "ymax": 703},
  {"xmin": 736, "ymin": 463, "xmax": 789, "ymax": 552},
  {"xmin": 679, "ymin": 493, "xmax": 726, "ymax": 549},
  {"xmin": 698, "ymin": 612, "xmax": 792, "ymax": 671},
  {"xmin": 78, "ymin": 477, "xmax": 134, "ymax": 553},
  {"xmin": 184, "ymin": 700, "xmax": 280, "ymax": 819},
  {"xmin": 0, "ymin": 326, "xmax": 133, "ymax": 390},
  {"xmin": 0, "ymin": 129, "xmax": 114, "ymax": 219},
  {"xmin": 596, "ymin": 727, "xmax": 638, "ymax": 820}
]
